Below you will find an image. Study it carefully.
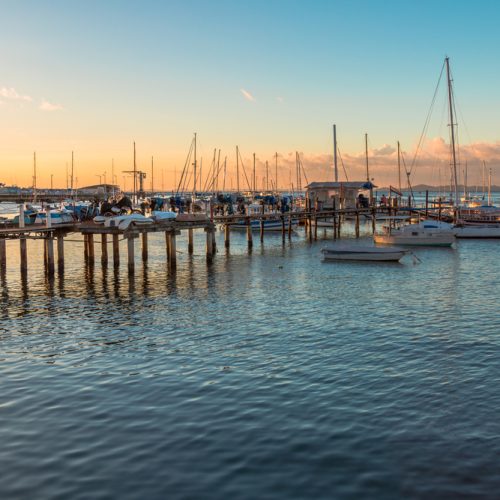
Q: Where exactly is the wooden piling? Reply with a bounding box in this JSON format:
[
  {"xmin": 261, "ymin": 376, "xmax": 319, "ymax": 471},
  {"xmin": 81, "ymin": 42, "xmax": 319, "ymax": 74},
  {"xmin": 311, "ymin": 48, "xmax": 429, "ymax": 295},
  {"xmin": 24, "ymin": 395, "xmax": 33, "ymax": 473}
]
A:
[
  {"xmin": 260, "ymin": 219, "xmax": 264, "ymax": 242},
  {"xmin": 0, "ymin": 239, "xmax": 6, "ymax": 271},
  {"xmin": 288, "ymin": 215, "xmax": 292, "ymax": 240},
  {"xmin": 165, "ymin": 231, "xmax": 171, "ymax": 262},
  {"xmin": 308, "ymin": 213, "xmax": 313, "ymax": 241},
  {"xmin": 332, "ymin": 215, "xmax": 337, "ymax": 240},
  {"xmin": 20, "ymin": 237, "xmax": 27, "ymax": 274},
  {"xmin": 355, "ymin": 211, "xmax": 360, "ymax": 238},
  {"xmin": 313, "ymin": 215, "xmax": 318, "ymax": 240},
  {"xmin": 127, "ymin": 236, "xmax": 135, "ymax": 272},
  {"xmin": 141, "ymin": 232, "xmax": 148, "ymax": 261},
  {"xmin": 88, "ymin": 234, "xmax": 95, "ymax": 264},
  {"xmin": 246, "ymin": 218, "xmax": 253, "ymax": 248},
  {"xmin": 371, "ymin": 207, "xmax": 376, "ymax": 234},
  {"xmin": 206, "ymin": 228, "xmax": 214, "ymax": 263},
  {"xmin": 168, "ymin": 233, "xmax": 177, "ymax": 268},
  {"xmin": 57, "ymin": 235, "xmax": 64, "ymax": 270},
  {"xmin": 281, "ymin": 216, "xmax": 286, "ymax": 244},
  {"xmin": 211, "ymin": 228, "xmax": 217, "ymax": 253},
  {"xmin": 188, "ymin": 228, "xmax": 194, "ymax": 254},
  {"xmin": 224, "ymin": 224, "xmax": 230, "ymax": 249},
  {"xmin": 101, "ymin": 234, "xmax": 108, "ymax": 265},
  {"xmin": 84, "ymin": 234, "xmax": 89, "ymax": 261},
  {"xmin": 46, "ymin": 237, "xmax": 55, "ymax": 275},
  {"xmin": 337, "ymin": 214, "xmax": 342, "ymax": 239},
  {"xmin": 112, "ymin": 233, "xmax": 120, "ymax": 267}
]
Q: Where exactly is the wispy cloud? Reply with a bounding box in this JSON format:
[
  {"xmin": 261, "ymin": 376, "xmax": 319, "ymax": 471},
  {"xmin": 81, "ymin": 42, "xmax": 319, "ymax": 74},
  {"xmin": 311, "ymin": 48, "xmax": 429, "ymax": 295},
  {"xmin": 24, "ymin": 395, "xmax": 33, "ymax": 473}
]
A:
[
  {"xmin": 0, "ymin": 87, "xmax": 32, "ymax": 102},
  {"xmin": 39, "ymin": 99, "xmax": 63, "ymax": 111},
  {"xmin": 276, "ymin": 96, "xmax": 284, "ymax": 103},
  {"xmin": 240, "ymin": 88, "xmax": 256, "ymax": 102}
]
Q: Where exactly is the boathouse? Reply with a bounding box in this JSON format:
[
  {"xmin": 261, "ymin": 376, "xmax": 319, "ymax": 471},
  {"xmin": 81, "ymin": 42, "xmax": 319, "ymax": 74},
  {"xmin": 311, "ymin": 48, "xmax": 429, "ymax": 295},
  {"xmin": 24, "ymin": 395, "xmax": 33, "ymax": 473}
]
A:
[{"xmin": 305, "ymin": 181, "xmax": 375, "ymax": 209}]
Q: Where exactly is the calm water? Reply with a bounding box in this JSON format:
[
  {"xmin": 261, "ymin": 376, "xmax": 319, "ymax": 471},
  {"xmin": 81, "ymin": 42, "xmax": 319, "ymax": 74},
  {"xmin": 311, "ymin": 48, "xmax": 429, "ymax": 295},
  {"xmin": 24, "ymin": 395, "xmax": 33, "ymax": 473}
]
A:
[{"xmin": 1, "ymin": 223, "xmax": 500, "ymax": 499}]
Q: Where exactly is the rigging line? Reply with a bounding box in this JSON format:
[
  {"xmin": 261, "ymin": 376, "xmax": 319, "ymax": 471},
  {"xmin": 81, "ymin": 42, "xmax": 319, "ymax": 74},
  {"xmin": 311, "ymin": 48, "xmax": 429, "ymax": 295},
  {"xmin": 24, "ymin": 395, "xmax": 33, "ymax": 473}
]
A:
[
  {"xmin": 202, "ymin": 149, "xmax": 217, "ymax": 192},
  {"xmin": 337, "ymin": 147, "xmax": 349, "ymax": 181},
  {"xmin": 176, "ymin": 139, "xmax": 194, "ymax": 194},
  {"xmin": 409, "ymin": 60, "xmax": 446, "ymax": 176},
  {"xmin": 299, "ymin": 154, "xmax": 309, "ymax": 186},
  {"xmin": 400, "ymin": 148, "xmax": 415, "ymax": 201},
  {"xmin": 237, "ymin": 148, "xmax": 253, "ymax": 192}
]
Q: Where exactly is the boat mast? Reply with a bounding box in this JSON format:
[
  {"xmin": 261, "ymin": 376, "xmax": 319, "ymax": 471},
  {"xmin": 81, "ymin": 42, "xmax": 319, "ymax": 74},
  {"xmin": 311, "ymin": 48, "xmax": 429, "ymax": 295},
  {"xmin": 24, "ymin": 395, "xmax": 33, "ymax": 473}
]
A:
[
  {"xmin": 33, "ymin": 152, "xmax": 37, "ymax": 203},
  {"xmin": 333, "ymin": 124, "xmax": 338, "ymax": 182},
  {"xmin": 397, "ymin": 141, "xmax": 402, "ymax": 192},
  {"xmin": 253, "ymin": 153, "xmax": 256, "ymax": 193},
  {"xmin": 266, "ymin": 160, "xmax": 269, "ymax": 192},
  {"xmin": 151, "ymin": 156, "xmax": 154, "ymax": 196},
  {"xmin": 482, "ymin": 160, "xmax": 486, "ymax": 199},
  {"xmin": 445, "ymin": 57, "xmax": 459, "ymax": 211},
  {"xmin": 488, "ymin": 167, "xmax": 492, "ymax": 205},
  {"xmin": 193, "ymin": 133, "xmax": 197, "ymax": 197},
  {"xmin": 71, "ymin": 151, "xmax": 74, "ymax": 197},
  {"xmin": 236, "ymin": 145, "xmax": 240, "ymax": 193},
  {"xmin": 275, "ymin": 152, "xmax": 278, "ymax": 193},
  {"xmin": 133, "ymin": 141, "xmax": 137, "ymax": 203},
  {"xmin": 365, "ymin": 133, "xmax": 369, "ymax": 182}
]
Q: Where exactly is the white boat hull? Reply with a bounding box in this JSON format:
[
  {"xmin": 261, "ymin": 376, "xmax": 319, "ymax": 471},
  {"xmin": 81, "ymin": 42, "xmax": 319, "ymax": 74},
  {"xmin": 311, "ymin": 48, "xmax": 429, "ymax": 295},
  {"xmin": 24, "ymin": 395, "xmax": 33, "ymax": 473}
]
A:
[
  {"xmin": 454, "ymin": 224, "xmax": 500, "ymax": 238},
  {"xmin": 374, "ymin": 233, "xmax": 454, "ymax": 246},
  {"xmin": 322, "ymin": 245, "xmax": 407, "ymax": 262}
]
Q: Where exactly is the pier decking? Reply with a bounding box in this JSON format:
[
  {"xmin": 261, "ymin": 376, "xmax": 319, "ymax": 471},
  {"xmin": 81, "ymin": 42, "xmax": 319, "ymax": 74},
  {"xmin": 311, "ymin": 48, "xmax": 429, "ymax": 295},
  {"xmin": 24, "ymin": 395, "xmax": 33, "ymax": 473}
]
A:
[{"xmin": 0, "ymin": 207, "xmax": 394, "ymax": 276}]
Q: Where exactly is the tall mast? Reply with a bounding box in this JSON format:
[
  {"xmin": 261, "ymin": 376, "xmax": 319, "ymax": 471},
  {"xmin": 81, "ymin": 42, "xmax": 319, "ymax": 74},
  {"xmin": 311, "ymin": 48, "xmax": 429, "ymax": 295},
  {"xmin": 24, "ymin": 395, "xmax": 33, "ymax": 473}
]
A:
[
  {"xmin": 193, "ymin": 132, "xmax": 197, "ymax": 195},
  {"xmin": 266, "ymin": 160, "xmax": 269, "ymax": 191},
  {"xmin": 446, "ymin": 57, "xmax": 459, "ymax": 209},
  {"xmin": 151, "ymin": 156, "xmax": 154, "ymax": 195},
  {"xmin": 133, "ymin": 141, "xmax": 137, "ymax": 202},
  {"xmin": 253, "ymin": 153, "xmax": 256, "ymax": 193},
  {"xmin": 33, "ymin": 152, "xmax": 37, "ymax": 202},
  {"xmin": 275, "ymin": 152, "xmax": 278, "ymax": 192},
  {"xmin": 71, "ymin": 151, "xmax": 74, "ymax": 195},
  {"xmin": 333, "ymin": 124, "xmax": 338, "ymax": 182},
  {"xmin": 397, "ymin": 141, "xmax": 402, "ymax": 192},
  {"xmin": 365, "ymin": 133, "xmax": 369, "ymax": 182},
  {"xmin": 488, "ymin": 167, "xmax": 492, "ymax": 205},
  {"xmin": 236, "ymin": 146, "xmax": 240, "ymax": 193},
  {"xmin": 482, "ymin": 160, "xmax": 486, "ymax": 199}
]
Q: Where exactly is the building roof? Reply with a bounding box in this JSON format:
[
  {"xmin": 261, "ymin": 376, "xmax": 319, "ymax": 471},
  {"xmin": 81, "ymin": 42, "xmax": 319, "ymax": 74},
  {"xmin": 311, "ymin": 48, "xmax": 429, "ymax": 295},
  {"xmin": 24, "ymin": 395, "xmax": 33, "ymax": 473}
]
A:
[{"xmin": 306, "ymin": 181, "xmax": 375, "ymax": 189}]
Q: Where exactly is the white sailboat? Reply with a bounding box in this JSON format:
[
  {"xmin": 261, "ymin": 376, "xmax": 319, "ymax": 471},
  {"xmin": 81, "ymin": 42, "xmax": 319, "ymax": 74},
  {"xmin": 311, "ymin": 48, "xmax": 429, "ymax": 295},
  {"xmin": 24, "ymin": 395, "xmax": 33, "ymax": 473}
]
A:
[{"xmin": 374, "ymin": 220, "xmax": 455, "ymax": 247}]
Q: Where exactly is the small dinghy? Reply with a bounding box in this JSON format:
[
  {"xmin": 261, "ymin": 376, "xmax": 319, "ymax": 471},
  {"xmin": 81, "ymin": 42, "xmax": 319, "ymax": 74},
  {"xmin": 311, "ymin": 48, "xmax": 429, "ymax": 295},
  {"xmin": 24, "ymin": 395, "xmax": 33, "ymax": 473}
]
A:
[
  {"xmin": 321, "ymin": 244, "xmax": 408, "ymax": 262},
  {"xmin": 151, "ymin": 211, "xmax": 177, "ymax": 221}
]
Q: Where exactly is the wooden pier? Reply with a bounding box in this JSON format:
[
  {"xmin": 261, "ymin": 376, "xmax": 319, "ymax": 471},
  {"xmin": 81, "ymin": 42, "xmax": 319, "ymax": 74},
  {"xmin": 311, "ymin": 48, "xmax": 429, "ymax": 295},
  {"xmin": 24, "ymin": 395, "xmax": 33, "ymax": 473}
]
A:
[{"xmin": 0, "ymin": 206, "xmax": 390, "ymax": 277}]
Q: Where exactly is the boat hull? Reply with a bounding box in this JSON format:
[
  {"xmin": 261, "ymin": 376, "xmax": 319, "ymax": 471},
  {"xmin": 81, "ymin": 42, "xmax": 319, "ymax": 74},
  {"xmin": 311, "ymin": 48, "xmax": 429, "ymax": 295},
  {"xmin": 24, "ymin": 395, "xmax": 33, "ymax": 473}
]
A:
[
  {"xmin": 374, "ymin": 234, "xmax": 454, "ymax": 246},
  {"xmin": 454, "ymin": 225, "xmax": 500, "ymax": 238},
  {"xmin": 322, "ymin": 245, "xmax": 407, "ymax": 262}
]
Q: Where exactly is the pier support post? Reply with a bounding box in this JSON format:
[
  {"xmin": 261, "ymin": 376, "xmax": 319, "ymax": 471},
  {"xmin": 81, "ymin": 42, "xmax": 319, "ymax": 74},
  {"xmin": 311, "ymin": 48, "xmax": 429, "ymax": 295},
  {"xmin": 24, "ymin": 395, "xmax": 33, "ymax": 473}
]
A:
[
  {"xmin": 20, "ymin": 237, "xmax": 27, "ymax": 274},
  {"xmin": 313, "ymin": 215, "xmax": 318, "ymax": 240},
  {"xmin": 211, "ymin": 228, "xmax": 217, "ymax": 253},
  {"xmin": 57, "ymin": 234, "xmax": 64, "ymax": 271},
  {"xmin": 188, "ymin": 228, "xmax": 194, "ymax": 254},
  {"xmin": 0, "ymin": 239, "xmax": 6, "ymax": 271},
  {"xmin": 372, "ymin": 208, "xmax": 376, "ymax": 234},
  {"xmin": 46, "ymin": 237, "xmax": 55, "ymax": 275},
  {"xmin": 337, "ymin": 215, "xmax": 342, "ymax": 239},
  {"xmin": 165, "ymin": 232, "xmax": 171, "ymax": 262},
  {"xmin": 260, "ymin": 219, "xmax": 264, "ymax": 243},
  {"xmin": 355, "ymin": 211, "xmax": 360, "ymax": 238},
  {"xmin": 206, "ymin": 228, "xmax": 214, "ymax": 263},
  {"xmin": 88, "ymin": 234, "xmax": 95, "ymax": 265},
  {"xmin": 246, "ymin": 218, "xmax": 253, "ymax": 249},
  {"xmin": 308, "ymin": 213, "xmax": 313, "ymax": 241},
  {"xmin": 281, "ymin": 216, "xmax": 286, "ymax": 244},
  {"xmin": 84, "ymin": 234, "xmax": 88, "ymax": 261},
  {"xmin": 101, "ymin": 234, "xmax": 108, "ymax": 266},
  {"xmin": 168, "ymin": 233, "xmax": 177, "ymax": 268},
  {"xmin": 141, "ymin": 232, "xmax": 148, "ymax": 261},
  {"xmin": 112, "ymin": 233, "xmax": 120, "ymax": 267},
  {"xmin": 288, "ymin": 215, "xmax": 292, "ymax": 240},
  {"xmin": 127, "ymin": 235, "xmax": 135, "ymax": 272},
  {"xmin": 224, "ymin": 224, "xmax": 230, "ymax": 249}
]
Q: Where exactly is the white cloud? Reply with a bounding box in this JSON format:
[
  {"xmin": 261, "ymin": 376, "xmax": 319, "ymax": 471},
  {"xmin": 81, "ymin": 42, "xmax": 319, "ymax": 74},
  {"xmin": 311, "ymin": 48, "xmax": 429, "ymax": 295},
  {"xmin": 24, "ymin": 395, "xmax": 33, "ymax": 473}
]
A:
[
  {"xmin": 39, "ymin": 99, "xmax": 63, "ymax": 111},
  {"xmin": 0, "ymin": 87, "xmax": 32, "ymax": 102},
  {"xmin": 240, "ymin": 88, "xmax": 256, "ymax": 102}
]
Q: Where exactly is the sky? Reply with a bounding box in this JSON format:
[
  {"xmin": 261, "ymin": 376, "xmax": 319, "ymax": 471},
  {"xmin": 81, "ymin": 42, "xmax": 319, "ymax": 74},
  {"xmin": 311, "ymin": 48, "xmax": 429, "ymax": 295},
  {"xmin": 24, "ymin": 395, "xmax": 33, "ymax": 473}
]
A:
[{"xmin": 1, "ymin": 0, "xmax": 500, "ymax": 190}]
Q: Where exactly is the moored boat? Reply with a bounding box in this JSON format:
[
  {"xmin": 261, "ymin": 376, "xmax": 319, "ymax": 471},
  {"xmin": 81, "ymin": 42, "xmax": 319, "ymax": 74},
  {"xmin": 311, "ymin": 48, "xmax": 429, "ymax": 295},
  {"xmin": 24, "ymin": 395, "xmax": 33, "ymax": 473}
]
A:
[
  {"xmin": 374, "ymin": 221, "xmax": 455, "ymax": 247},
  {"xmin": 322, "ymin": 244, "xmax": 407, "ymax": 262}
]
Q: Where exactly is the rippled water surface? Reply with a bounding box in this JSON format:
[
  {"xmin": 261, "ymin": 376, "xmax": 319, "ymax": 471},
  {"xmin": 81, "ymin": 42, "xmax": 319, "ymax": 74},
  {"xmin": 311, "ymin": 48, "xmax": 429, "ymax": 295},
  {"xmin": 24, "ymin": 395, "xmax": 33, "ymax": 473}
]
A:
[{"xmin": 1, "ymin": 224, "xmax": 500, "ymax": 499}]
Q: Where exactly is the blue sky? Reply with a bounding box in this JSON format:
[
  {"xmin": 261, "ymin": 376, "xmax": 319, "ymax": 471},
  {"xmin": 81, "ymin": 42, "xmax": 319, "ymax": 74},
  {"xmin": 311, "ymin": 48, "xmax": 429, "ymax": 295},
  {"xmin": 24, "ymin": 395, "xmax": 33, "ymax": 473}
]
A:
[{"xmin": 1, "ymin": 0, "xmax": 500, "ymax": 188}]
